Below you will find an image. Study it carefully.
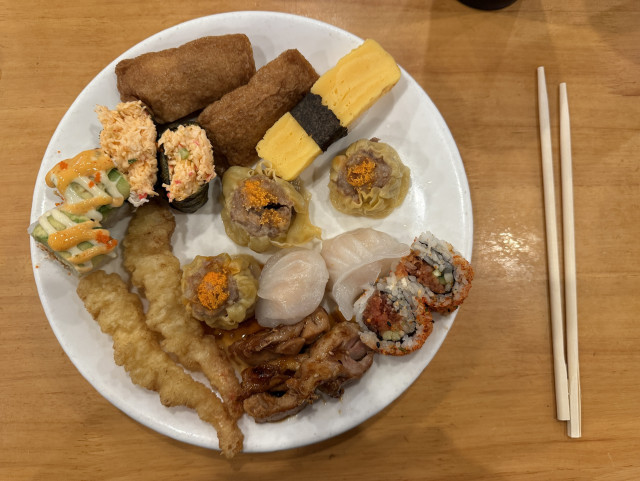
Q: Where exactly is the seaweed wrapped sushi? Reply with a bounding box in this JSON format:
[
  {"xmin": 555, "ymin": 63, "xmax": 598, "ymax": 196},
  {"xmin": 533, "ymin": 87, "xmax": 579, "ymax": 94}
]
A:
[
  {"xmin": 157, "ymin": 122, "xmax": 215, "ymax": 213},
  {"xmin": 96, "ymin": 100, "xmax": 158, "ymax": 207},
  {"xmin": 354, "ymin": 272, "xmax": 434, "ymax": 356}
]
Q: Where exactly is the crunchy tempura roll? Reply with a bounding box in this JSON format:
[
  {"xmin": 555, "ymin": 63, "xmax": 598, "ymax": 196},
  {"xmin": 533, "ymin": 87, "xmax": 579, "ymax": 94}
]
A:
[
  {"xmin": 116, "ymin": 35, "xmax": 256, "ymax": 124},
  {"xmin": 394, "ymin": 231, "xmax": 474, "ymax": 313},
  {"xmin": 198, "ymin": 49, "xmax": 319, "ymax": 169},
  {"xmin": 354, "ymin": 272, "xmax": 434, "ymax": 356}
]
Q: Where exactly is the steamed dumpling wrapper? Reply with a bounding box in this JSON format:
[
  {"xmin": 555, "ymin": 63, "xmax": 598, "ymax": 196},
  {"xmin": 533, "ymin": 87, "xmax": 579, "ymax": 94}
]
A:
[
  {"xmin": 328, "ymin": 138, "xmax": 411, "ymax": 218},
  {"xmin": 220, "ymin": 163, "xmax": 321, "ymax": 253},
  {"xmin": 256, "ymin": 248, "xmax": 329, "ymax": 328},
  {"xmin": 321, "ymin": 228, "xmax": 410, "ymax": 320},
  {"xmin": 181, "ymin": 254, "xmax": 261, "ymax": 330}
]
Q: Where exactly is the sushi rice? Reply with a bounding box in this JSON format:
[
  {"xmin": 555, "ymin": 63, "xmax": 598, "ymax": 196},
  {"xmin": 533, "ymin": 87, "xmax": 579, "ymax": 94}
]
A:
[
  {"xmin": 396, "ymin": 231, "xmax": 474, "ymax": 313},
  {"xmin": 355, "ymin": 272, "xmax": 433, "ymax": 356}
]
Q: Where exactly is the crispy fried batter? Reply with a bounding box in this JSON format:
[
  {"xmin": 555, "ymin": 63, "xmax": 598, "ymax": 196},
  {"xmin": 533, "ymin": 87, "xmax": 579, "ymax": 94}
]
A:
[
  {"xmin": 77, "ymin": 271, "xmax": 243, "ymax": 457},
  {"xmin": 122, "ymin": 201, "xmax": 244, "ymax": 419}
]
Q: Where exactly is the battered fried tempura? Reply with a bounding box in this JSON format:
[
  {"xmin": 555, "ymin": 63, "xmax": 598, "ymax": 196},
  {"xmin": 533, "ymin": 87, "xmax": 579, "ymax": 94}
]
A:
[
  {"xmin": 122, "ymin": 201, "xmax": 244, "ymax": 420},
  {"xmin": 77, "ymin": 271, "xmax": 243, "ymax": 457}
]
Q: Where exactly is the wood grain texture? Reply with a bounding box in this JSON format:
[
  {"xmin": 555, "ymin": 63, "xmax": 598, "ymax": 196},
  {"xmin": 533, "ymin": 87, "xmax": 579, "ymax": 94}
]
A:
[{"xmin": 2, "ymin": 0, "xmax": 639, "ymax": 479}]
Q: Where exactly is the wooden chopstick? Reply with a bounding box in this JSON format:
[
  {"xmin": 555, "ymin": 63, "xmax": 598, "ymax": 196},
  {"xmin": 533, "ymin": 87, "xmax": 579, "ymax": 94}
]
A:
[
  {"xmin": 537, "ymin": 66, "xmax": 570, "ymax": 422},
  {"xmin": 559, "ymin": 82, "xmax": 581, "ymax": 438}
]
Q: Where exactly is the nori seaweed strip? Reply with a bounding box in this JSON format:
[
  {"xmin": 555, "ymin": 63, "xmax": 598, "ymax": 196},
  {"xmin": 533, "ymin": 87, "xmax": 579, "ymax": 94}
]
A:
[
  {"xmin": 156, "ymin": 120, "xmax": 211, "ymax": 214},
  {"xmin": 290, "ymin": 93, "xmax": 348, "ymax": 151}
]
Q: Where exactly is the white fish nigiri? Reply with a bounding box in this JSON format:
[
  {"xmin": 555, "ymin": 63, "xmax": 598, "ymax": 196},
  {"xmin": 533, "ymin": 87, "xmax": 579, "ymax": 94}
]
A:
[
  {"xmin": 321, "ymin": 228, "xmax": 409, "ymax": 320},
  {"xmin": 256, "ymin": 248, "xmax": 329, "ymax": 328}
]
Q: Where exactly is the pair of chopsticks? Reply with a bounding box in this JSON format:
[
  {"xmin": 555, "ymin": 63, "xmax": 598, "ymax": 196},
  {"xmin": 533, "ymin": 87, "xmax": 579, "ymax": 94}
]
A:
[{"xmin": 537, "ymin": 66, "xmax": 581, "ymax": 438}]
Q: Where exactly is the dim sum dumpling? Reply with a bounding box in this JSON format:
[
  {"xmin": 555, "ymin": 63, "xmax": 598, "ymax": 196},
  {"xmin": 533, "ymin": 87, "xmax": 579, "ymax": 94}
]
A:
[
  {"xmin": 321, "ymin": 228, "xmax": 410, "ymax": 320},
  {"xmin": 256, "ymin": 248, "xmax": 329, "ymax": 328},
  {"xmin": 328, "ymin": 138, "xmax": 410, "ymax": 218}
]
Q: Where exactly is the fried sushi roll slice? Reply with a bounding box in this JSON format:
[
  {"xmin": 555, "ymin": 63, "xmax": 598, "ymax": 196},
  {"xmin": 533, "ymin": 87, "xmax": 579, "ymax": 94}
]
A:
[
  {"xmin": 355, "ymin": 273, "xmax": 433, "ymax": 356},
  {"xmin": 96, "ymin": 101, "xmax": 158, "ymax": 207},
  {"xmin": 29, "ymin": 208, "xmax": 118, "ymax": 275},
  {"xmin": 395, "ymin": 231, "xmax": 474, "ymax": 313},
  {"xmin": 157, "ymin": 123, "xmax": 215, "ymax": 213},
  {"xmin": 198, "ymin": 49, "xmax": 319, "ymax": 169},
  {"xmin": 220, "ymin": 163, "xmax": 321, "ymax": 253},
  {"xmin": 181, "ymin": 253, "xmax": 261, "ymax": 330},
  {"xmin": 116, "ymin": 34, "xmax": 255, "ymax": 124},
  {"xmin": 329, "ymin": 138, "xmax": 410, "ymax": 218},
  {"xmin": 45, "ymin": 149, "xmax": 130, "ymax": 224}
]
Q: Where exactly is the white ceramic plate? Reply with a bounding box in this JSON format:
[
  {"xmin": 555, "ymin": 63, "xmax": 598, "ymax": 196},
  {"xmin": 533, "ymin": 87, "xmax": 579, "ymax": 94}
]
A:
[{"xmin": 30, "ymin": 11, "xmax": 473, "ymax": 453}]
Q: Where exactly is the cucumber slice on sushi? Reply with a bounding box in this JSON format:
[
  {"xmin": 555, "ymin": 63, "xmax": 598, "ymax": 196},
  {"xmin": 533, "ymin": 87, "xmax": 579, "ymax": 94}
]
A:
[
  {"xmin": 45, "ymin": 149, "xmax": 130, "ymax": 225},
  {"xmin": 29, "ymin": 208, "xmax": 118, "ymax": 275},
  {"xmin": 157, "ymin": 121, "xmax": 216, "ymax": 213}
]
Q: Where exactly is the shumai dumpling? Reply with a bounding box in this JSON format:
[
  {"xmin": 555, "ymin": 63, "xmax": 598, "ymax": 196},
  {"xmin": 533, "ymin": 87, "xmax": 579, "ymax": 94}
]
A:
[
  {"xmin": 221, "ymin": 162, "xmax": 321, "ymax": 253},
  {"xmin": 181, "ymin": 253, "xmax": 261, "ymax": 330},
  {"xmin": 328, "ymin": 138, "xmax": 410, "ymax": 218}
]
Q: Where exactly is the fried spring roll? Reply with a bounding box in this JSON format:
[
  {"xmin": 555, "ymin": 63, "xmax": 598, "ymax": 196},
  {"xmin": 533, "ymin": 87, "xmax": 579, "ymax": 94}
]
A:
[
  {"xmin": 198, "ymin": 49, "xmax": 319, "ymax": 169},
  {"xmin": 116, "ymin": 35, "xmax": 256, "ymax": 124}
]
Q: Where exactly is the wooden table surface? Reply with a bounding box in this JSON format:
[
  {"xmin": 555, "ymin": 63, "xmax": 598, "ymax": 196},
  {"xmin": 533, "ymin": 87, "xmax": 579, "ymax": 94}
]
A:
[{"xmin": 2, "ymin": 0, "xmax": 639, "ymax": 479}]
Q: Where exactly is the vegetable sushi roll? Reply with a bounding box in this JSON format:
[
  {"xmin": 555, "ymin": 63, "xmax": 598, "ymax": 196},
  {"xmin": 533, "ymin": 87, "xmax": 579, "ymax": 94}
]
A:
[
  {"xmin": 45, "ymin": 149, "xmax": 130, "ymax": 224},
  {"xmin": 29, "ymin": 208, "xmax": 118, "ymax": 275},
  {"xmin": 220, "ymin": 163, "xmax": 321, "ymax": 253},
  {"xmin": 329, "ymin": 138, "xmax": 410, "ymax": 218},
  {"xmin": 354, "ymin": 272, "xmax": 433, "ymax": 356},
  {"xmin": 181, "ymin": 253, "xmax": 261, "ymax": 330},
  {"xmin": 96, "ymin": 100, "xmax": 158, "ymax": 207},
  {"xmin": 394, "ymin": 231, "xmax": 474, "ymax": 313},
  {"xmin": 157, "ymin": 122, "xmax": 215, "ymax": 213}
]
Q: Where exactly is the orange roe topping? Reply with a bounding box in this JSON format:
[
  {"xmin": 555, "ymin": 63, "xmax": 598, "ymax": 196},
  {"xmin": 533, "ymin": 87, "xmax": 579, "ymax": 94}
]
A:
[
  {"xmin": 58, "ymin": 161, "xmax": 68, "ymax": 170},
  {"xmin": 197, "ymin": 270, "xmax": 229, "ymax": 311},
  {"xmin": 94, "ymin": 171, "xmax": 102, "ymax": 183},
  {"xmin": 95, "ymin": 231, "xmax": 111, "ymax": 244},
  {"xmin": 88, "ymin": 181, "xmax": 95, "ymax": 188},
  {"xmin": 242, "ymin": 179, "xmax": 278, "ymax": 209},
  {"xmin": 347, "ymin": 157, "xmax": 376, "ymax": 188},
  {"xmin": 260, "ymin": 209, "xmax": 285, "ymax": 226}
]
